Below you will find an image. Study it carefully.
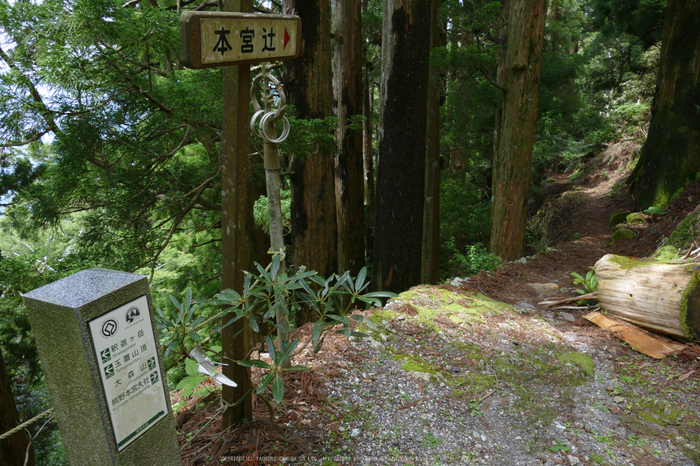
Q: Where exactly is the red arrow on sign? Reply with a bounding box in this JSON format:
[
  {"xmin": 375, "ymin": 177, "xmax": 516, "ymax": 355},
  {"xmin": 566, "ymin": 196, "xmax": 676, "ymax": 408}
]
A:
[{"xmin": 284, "ymin": 27, "xmax": 291, "ymax": 49}]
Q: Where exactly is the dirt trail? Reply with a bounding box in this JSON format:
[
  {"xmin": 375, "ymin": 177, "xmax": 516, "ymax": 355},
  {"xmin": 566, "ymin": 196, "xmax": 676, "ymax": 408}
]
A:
[{"xmin": 177, "ymin": 149, "xmax": 700, "ymax": 466}]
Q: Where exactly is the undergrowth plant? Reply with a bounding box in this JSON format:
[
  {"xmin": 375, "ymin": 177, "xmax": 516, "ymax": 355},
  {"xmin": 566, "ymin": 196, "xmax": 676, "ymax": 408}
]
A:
[
  {"xmin": 156, "ymin": 255, "xmax": 396, "ymax": 421},
  {"xmin": 571, "ymin": 269, "xmax": 598, "ymax": 305},
  {"xmin": 571, "ymin": 269, "xmax": 598, "ymax": 295}
]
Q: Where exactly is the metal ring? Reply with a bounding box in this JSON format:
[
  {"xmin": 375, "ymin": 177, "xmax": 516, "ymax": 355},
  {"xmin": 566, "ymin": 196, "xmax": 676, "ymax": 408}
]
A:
[
  {"xmin": 249, "ymin": 110, "xmax": 266, "ymax": 139},
  {"xmin": 260, "ymin": 113, "xmax": 290, "ymax": 144}
]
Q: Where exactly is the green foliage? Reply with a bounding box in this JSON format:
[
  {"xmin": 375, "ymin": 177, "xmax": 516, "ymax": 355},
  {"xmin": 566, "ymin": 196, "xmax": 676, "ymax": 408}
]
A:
[
  {"xmin": 176, "ymin": 358, "xmax": 211, "ymax": 398},
  {"xmin": 440, "ymin": 175, "xmax": 491, "ymax": 247},
  {"xmin": 236, "ymin": 337, "xmax": 306, "ymax": 404},
  {"xmin": 643, "ymin": 206, "xmax": 665, "ymax": 216},
  {"xmin": 526, "ymin": 208, "xmax": 554, "ymax": 253},
  {"xmin": 254, "ymin": 189, "xmax": 292, "ymax": 234},
  {"xmin": 279, "ymin": 109, "xmax": 338, "ymax": 165},
  {"xmin": 0, "ymin": 0, "xmax": 226, "ymax": 281},
  {"xmin": 0, "ymin": 220, "xmax": 93, "ymax": 466},
  {"xmin": 156, "ymin": 288, "xmax": 207, "ymax": 360},
  {"xmin": 441, "ymin": 239, "xmax": 501, "ymax": 279},
  {"xmin": 571, "ymin": 269, "xmax": 598, "ymax": 295},
  {"xmin": 157, "ymin": 256, "xmax": 396, "ymax": 419}
]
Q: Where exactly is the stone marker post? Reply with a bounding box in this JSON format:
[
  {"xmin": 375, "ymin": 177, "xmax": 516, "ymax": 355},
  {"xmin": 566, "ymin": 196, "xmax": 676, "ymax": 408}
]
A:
[{"xmin": 23, "ymin": 268, "xmax": 182, "ymax": 466}]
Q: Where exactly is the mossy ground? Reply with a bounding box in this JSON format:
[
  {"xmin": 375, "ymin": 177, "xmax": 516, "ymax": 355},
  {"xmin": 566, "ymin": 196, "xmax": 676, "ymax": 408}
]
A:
[
  {"xmin": 670, "ymin": 211, "xmax": 700, "ymax": 249},
  {"xmin": 365, "ymin": 287, "xmax": 600, "ymax": 430},
  {"xmin": 356, "ymin": 285, "xmax": 700, "ymax": 464}
]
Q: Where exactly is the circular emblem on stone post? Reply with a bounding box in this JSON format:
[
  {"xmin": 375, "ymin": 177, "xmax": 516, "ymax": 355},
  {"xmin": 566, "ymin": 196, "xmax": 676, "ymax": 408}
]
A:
[
  {"xmin": 125, "ymin": 306, "xmax": 141, "ymax": 324},
  {"xmin": 101, "ymin": 318, "xmax": 118, "ymax": 338}
]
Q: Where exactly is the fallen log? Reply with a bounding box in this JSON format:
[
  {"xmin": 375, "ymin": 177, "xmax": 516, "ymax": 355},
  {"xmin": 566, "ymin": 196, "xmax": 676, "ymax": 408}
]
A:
[{"xmin": 594, "ymin": 254, "xmax": 700, "ymax": 340}]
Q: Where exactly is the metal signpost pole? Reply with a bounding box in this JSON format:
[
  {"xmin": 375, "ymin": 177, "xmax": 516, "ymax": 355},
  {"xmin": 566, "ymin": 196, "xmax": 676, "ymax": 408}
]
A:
[{"xmin": 250, "ymin": 63, "xmax": 292, "ymax": 361}]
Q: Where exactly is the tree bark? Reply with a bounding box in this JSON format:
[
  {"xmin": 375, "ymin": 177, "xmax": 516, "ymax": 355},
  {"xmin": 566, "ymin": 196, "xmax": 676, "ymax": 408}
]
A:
[
  {"xmin": 220, "ymin": 0, "xmax": 253, "ymax": 429},
  {"xmin": 284, "ymin": 0, "xmax": 337, "ymax": 324},
  {"xmin": 332, "ymin": 0, "xmax": 366, "ymax": 277},
  {"xmin": 362, "ymin": 58, "xmax": 375, "ymax": 267},
  {"xmin": 0, "ymin": 347, "xmax": 34, "ymax": 466},
  {"xmin": 374, "ymin": 0, "xmax": 432, "ymax": 293},
  {"xmin": 489, "ymin": 0, "xmax": 546, "ymax": 261},
  {"xmin": 421, "ymin": 0, "xmax": 443, "ymax": 285},
  {"xmin": 627, "ymin": 0, "xmax": 700, "ymax": 210},
  {"xmin": 594, "ymin": 254, "xmax": 700, "ymax": 340}
]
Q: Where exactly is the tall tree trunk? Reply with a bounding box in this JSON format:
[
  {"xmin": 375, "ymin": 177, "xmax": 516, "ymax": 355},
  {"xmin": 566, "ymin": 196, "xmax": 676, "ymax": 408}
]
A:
[
  {"xmin": 374, "ymin": 0, "xmax": 432, "ymax": 293},
  {"xmin": 284, "ymin": 0, "xmax": 337, "ymax": 324},
  {"xmin": 362, "ymin": 60, "xmax": 376, "ymax": 267},
  {"xmin": 421, "ymin": 0, "xmax": 443, "ymax": 285},
  {"xmin": 628, "ymin": 0, "xmax": 700, "ymax": 209},
  {"xmin": 332, "ymin": 0, "xmax": 366, "ymax": 276},
  {"xmin": 0, "ymin": 347, "xmax": 34, "ymax": 466},
  {"xmin": 489, "ymin": 0, "xmax": 546, "ymax": 261},
  {"xmin": 220, "ymin": 0, "xmax": 253, "ymax": 430}
]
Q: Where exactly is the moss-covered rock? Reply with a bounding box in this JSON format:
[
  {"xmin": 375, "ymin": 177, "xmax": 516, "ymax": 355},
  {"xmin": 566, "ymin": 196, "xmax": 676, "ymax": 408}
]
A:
[
  {"xmin": 610, "ymin": 228, "xmax": 637, "ymax": 244},
  {"xmin": 388, "ymin": 286, "xmax": 515, "ymax": 330},
  {"xmin": 653, "ymin": 244, "xmax": 682, "ymax": 260},
  {"xmin": 626, "ymin": 212, "xmax": 647, "ymax": 225},
  {"xmin": 610, "ymin": 211, "xmax": 632, "ymax": 227}
]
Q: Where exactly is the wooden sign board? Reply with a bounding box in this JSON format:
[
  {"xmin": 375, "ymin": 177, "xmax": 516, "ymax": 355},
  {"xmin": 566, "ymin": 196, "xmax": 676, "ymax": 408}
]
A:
[{"xmin": 180, "ymin": 12, "xmax": 301, "ymax": 69}]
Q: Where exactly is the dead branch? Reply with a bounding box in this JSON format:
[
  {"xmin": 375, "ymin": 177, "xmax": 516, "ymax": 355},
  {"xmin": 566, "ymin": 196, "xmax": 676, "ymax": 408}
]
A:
[{"xmin": 539, "ymin": 292, "xmax": 597, "ymax": 307}]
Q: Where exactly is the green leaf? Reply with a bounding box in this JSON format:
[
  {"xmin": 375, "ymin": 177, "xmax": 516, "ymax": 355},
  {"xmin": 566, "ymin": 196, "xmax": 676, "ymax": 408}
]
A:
[
  {"xmin": 184, "ymin": 358, "xmax": 200, "ymax": 376},
  {"xmin": 349, "ymin": 314, "xmax": 377, "ymax": 330},
  {"xmin": 212, "ymin": 315, "xmax": 242, "ymax": 333},
  {"xmin": 311, "ymin": 319, "xmax": 324, "ymax": 345},
  {"xmin": 266, "ymin": 336, "xmax": 277, "ymax": 362},
  {"xmin": 176, "ymin": 305, "xmax": 185, "ymax": 326},
  {"xmin": 191, "ymin": 316, "xmax": 204, "ymax": 327},
  {"xmin": 272, "ymin": 375, "xmax": 285, "ymax": 403},
  {"xmin": 280, "ymin": 365, "xmax": 308, "ymax": 372},
  {"xmin": 183, "ymin": 288, "xmax": 193, "ymax": 316},
  {"xmin": 236, "ymin": 359, "xmax": 272, "ymax": 369},
  {"xmin": 270, "ymin": 254, "xmax": 281, "ymax": 279},
  {"xmin": 326, "ymin": 314, "xmax": 351, "ymax": 326},
  {"xmin": 257, "ymin": 372, "xmax": 275, "ymax": 394},
  {"xmin": 279, "ymin": 338, "xmax": 299, "ymax": 364},
  {"xmin": 166, "ymin": 338, "xmax": 180, "ymax": 358},
  {"xmin": 363, "ymin": 291, "xmax": 398, "ymax": 299},
  {"xmin": 169, "ymin": 294, "xmax": 184, "ymax": 313},
  {"xmin": 355, "ymin": 267, "xmax": 368, "ymax": 292}
]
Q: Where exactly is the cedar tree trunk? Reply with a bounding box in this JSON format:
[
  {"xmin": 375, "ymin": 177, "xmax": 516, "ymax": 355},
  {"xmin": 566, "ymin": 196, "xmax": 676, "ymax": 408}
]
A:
[
  {"xmin": 332, "ymin": 0, "xmax": 366, "ymax": 276},
  {"xmin": 421, "ymin": 0, "xmax": 443, "ymax": 285},
  {"xmin": 489, "ymin": 0, "xmax": 546, "ymax": 261},
  {"xmin": 374, "ymin": 0, "xmax": 432, "ymax": 293},
  {"xmin": 284, "ymin": 0, "xmax": 337, "ymax": 324},
  {"xmin": 628, "ymin": 0, "xmax": 700, "ymax": 209}
]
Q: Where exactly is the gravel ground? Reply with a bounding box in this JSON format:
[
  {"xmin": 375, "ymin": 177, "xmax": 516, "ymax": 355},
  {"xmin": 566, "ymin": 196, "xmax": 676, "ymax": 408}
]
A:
[{"xmin": 290, "ymin": 289, "xmax": 700, "ymax": 466}]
